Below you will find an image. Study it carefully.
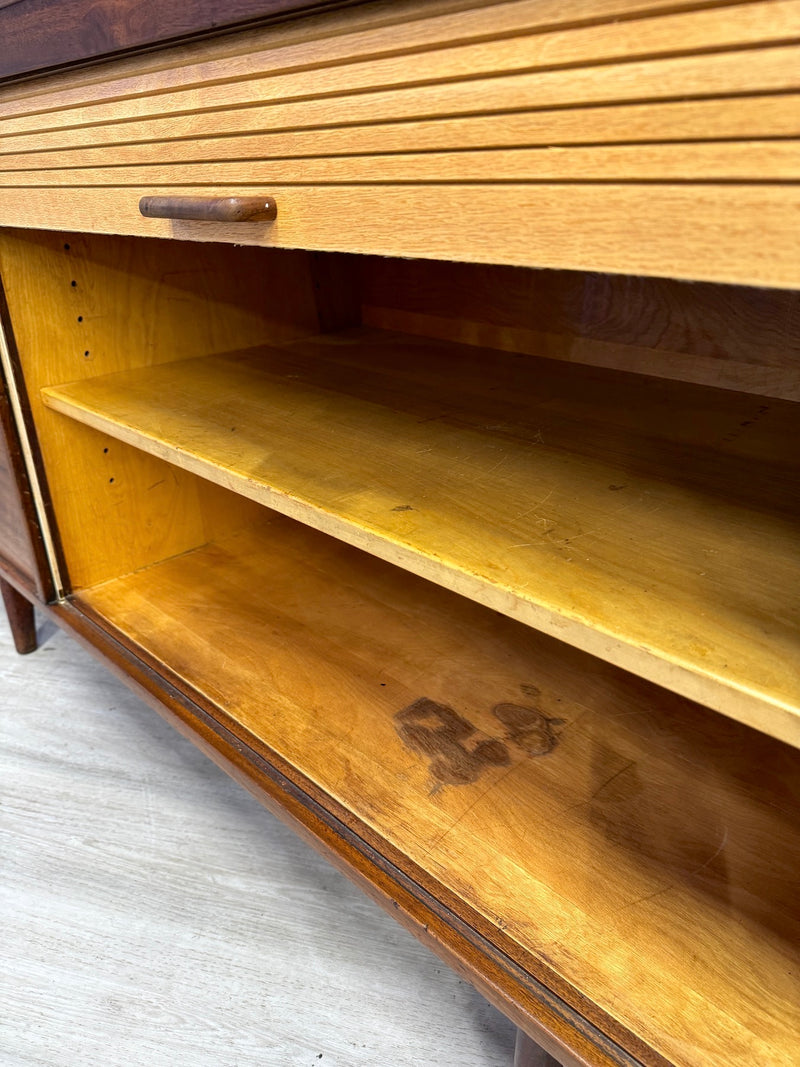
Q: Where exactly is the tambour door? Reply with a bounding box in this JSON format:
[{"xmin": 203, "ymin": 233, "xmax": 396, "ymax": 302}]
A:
[{"xmin": 0, "ymin": 0, "xmax": 799, "ymax": 287}]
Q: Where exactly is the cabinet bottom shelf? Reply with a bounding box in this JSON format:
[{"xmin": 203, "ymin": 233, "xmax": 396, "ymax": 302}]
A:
[{"xmin": 76, "ymin": 513, "xmax": 800, "ymax": 1067}]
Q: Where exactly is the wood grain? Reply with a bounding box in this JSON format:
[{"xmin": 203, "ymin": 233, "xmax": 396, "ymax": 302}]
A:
[
  {"xmin": 1, "ymin": 5, "xmax": 797, "ymax": 1065},
  {"xmin": 0, "ymin": 372, "xmax": 45, "ymax": 593},
  {"xmin": 360, "ymin": 259, "xmax": 800, "ymax": 401},
  {"xmin": 0, "ymin": 0, "xmax": 367, "ymax": 82},
  {"xmin": 0, "ymin": 604, "xmax": 520, "ymax": 1067},
  {"xmin": 42, "ymin": 327, "xmax": 800, "ymax": 744},
  {"xmin": 2, "ymin": 184, "xmax": 800, "ymax": 289},
  {"xmin": 3, "ymin": 94, "xmax": 797, "ymax": 161},
  {"xmin": 0, "ymin": 2, "xmax": 798, "ymax": 287},
  {"xmin": 5, "ymin": 141, "xmax": 800, "ymax": 186},
  {"xmin": 26, "ymin": 594, "xmax": 625, "ymax": 1067},
  {"xmin": 0, "ymin": 328, "xmax": 51, "ymax": 597},
  {"xmin": 4, "ymin": 39, "xmax": 799, "ymax": 142},
  {"xmin": 77, "ymin": 515, "xmax": 800, "ymax": 1067},
  {"xmin": 0, "ymin": 0, "xmax": 775, "ymax": 119}
]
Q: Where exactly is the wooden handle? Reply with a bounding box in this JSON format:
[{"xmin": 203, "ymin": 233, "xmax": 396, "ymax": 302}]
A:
[{"xmin": 138, "ymin": 195, "xmax": 277, "ymax": 223}]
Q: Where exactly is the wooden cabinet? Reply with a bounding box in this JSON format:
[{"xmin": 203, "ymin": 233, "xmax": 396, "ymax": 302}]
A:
[{"xmin": 0, "ymin": 2, "xmax": 798, "ymax": 1065}]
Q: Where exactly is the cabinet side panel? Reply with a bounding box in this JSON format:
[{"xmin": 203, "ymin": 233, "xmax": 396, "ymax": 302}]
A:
[
  {"xmin": 0, "ymin": 360, "xmax": 50, "ymax": 598},
  {"xmin": 0, "ymin": 229, "xmax": 324, "ymax": 588}
]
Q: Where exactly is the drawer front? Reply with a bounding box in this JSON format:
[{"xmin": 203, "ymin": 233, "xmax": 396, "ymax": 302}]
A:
[{"xmin": 0, "ymin": 0, "xmax": 799, "ymax": 286}]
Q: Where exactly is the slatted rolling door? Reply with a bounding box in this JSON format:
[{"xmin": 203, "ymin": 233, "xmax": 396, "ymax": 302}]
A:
[{"xmin": 0, "ymin": 0, "xmax": 798, "ymax": 284}]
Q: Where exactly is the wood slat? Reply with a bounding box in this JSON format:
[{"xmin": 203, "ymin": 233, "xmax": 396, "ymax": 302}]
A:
[
  {"xmin": 1, "ymin": 46, "xmax": 797, "ymax": 166},
  {"xmin": 2, "ymin": 96, "xmax": 799, "ymax": 165},
  {"xmin": 1, "ymin": 184, "xmax": 798, "ymax": 289},
  {"xmin": 0, "ymin": 95, "xmax": 797, "ymax": 168},
  {"xmin": 3, "ymin": 6, "xmax": 799, "ymax": 139},
  {"xmin": 0, "ymin": 0, "xmax": 707, "ymax": 111},
  {"xmin": 3, "ymin": 141, "xmax": 799, "ymax": 185},
  {"xmin": 42, "ymin": 328, "xmax": 800, "ymax": 746},
  {"xmin": 78, "ymin": 515, "xmax": 800, "ymax": 1067},
  {"xmin": 0, "ymin": 0, "xmax": 783, "ymax": 121}
]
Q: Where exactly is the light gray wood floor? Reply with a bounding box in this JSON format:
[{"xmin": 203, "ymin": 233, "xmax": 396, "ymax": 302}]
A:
[{"xmin": 1, "ymin": 607, "xmax": 518, "ymax": 1066}]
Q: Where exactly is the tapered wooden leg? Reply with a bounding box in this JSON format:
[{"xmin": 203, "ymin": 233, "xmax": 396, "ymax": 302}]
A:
[
  {"xmin": 1, "ymin": 577, "xmax": 37, "ymax": 654},
  {"xmin": 514, "ymin": 1029, "xmax": 562, "ymax": 1067}
]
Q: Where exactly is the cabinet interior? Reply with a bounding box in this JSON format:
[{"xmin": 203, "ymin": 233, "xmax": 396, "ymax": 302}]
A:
[{"xmin": 1, "ymin": 226, "xmax": 799, "ymax": 1067}]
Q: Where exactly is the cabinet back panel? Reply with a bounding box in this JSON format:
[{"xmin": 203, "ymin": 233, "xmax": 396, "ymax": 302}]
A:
[{"xmin": 362, "ymin": 257, "xmax": 800, "ymax": 401}]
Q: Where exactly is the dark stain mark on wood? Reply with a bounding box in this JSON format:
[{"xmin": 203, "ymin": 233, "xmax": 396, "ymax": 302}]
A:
[
  {"xmin": 395, "ymin": 690, "xmax": 563, "ymax": 786},
  {"xmin": 493, "ymin": 702, "xmax": 563, "ymax": 756},
  {"xmin": 395, "ymin": 698, "xmax": 509, "ymax": 785},
  {"xmin": 391, "ymin": 504, "xmax": 414, "ymax": 511}
]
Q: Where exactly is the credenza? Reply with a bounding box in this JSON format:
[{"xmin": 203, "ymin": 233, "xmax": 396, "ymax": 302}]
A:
[{"xmin": 1, "ymin": 2, "xmax": 798, "ymax": 1064}]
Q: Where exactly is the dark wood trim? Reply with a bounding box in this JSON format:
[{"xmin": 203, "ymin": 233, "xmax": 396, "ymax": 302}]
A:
[
  {"xmin": 0, "ymin": 576, "xmax": 37, "ymax": 653},
  {"xmin": 0, "ymin": 322, "xmax": 54, "ymax": 602},
  {"xmin": 0, "ymin": 386, "xmax": 50, "ymax": 598},
  {"xmin": 64, "ymin": 594, "xmax": 655, "ymax": 1067},
  {"xmin": 0, "ymin": 0, "xmax": 375, "ymax": 83},
  {"xmin": 0, "ymin": 277, "xmax": 65, "ymax": 600}
]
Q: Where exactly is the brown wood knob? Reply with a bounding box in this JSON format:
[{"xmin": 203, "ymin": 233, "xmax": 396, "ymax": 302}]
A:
[{"xmin": 138, "ymin": 196, "xmax": 277, "ymax": 222}]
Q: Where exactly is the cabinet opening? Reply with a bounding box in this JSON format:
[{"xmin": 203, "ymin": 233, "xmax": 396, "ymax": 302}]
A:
[
  {"xmin": 1, "ymin": 227, "xmax": 796, "ymax": 744},
  {"xmin": 1, "ymin": 226, "xmax": 799, "ymax": 1067}
]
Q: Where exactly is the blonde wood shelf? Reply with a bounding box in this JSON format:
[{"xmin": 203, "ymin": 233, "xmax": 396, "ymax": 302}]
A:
[
  {"xmin": 43, "ymin": 327, "xmax": 800, "ymax": 747},
  {"xmin": 76, "ymin": 514, "xmax": 800, "ymax": 1067}
]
